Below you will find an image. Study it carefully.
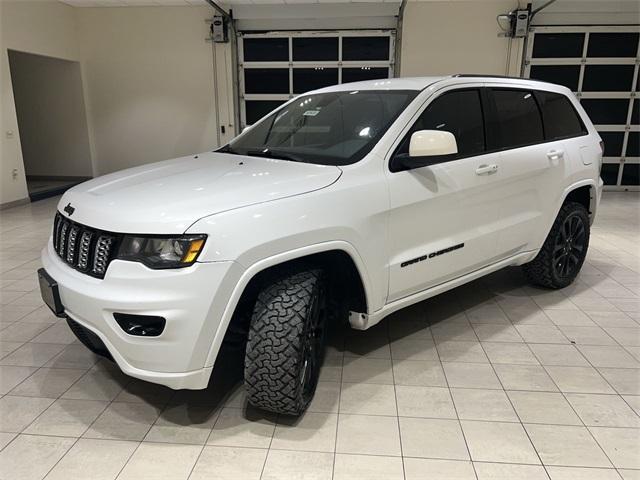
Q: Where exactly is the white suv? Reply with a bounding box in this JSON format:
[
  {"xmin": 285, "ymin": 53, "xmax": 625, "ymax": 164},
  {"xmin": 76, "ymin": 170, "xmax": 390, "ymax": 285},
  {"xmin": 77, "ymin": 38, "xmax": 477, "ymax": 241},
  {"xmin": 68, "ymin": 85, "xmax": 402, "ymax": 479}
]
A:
[{"xmin": 39, "ymin": 75, "xmax": 603, "ymax": 415}]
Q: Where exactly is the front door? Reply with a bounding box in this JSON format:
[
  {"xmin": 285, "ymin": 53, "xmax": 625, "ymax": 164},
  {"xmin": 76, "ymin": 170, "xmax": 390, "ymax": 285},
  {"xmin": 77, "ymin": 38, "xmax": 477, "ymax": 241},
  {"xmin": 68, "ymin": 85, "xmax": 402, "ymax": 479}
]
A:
[{"xmin": 385, "ymin": 86, "xmax": 504, "ymax": 303}]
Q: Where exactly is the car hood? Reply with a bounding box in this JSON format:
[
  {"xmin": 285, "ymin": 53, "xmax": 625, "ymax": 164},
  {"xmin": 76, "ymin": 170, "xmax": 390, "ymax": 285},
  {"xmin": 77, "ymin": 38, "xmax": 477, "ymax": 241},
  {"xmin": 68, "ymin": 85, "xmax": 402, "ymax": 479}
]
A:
[{"xmin": 57, "ymin": 152, "xmax": 342, "ymax": 234}]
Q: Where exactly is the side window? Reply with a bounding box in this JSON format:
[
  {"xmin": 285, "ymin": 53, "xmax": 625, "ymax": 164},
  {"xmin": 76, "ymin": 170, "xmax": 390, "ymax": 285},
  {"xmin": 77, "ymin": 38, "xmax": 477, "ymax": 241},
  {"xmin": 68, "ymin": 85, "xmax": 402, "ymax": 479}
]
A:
[
  {"xmin": 395, "ymin": 89, "xmax": 485, "ymax": 158},
  {"xmin": 535, "ymin": 91, "xmax": 587, "ymax": 141},
  {"xmin": 492, "ymin": 89, "xmax": 544, "ymax": 149}
]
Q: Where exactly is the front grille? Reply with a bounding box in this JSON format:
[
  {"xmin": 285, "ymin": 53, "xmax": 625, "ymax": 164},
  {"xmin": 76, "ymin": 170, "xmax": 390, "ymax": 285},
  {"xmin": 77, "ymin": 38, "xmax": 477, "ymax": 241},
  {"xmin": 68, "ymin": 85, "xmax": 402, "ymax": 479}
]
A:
[{"xmin": 53, "ymin": 212, "xmax": 121, "ymax": 279}]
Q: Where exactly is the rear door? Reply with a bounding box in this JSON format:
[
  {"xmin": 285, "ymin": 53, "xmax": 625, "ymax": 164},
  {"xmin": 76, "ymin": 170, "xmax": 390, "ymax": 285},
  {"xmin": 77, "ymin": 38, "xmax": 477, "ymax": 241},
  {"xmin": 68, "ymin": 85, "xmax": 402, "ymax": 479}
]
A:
[{"xmin": 385, "ymin": 85, "xmax": 504, "ymax": 302}]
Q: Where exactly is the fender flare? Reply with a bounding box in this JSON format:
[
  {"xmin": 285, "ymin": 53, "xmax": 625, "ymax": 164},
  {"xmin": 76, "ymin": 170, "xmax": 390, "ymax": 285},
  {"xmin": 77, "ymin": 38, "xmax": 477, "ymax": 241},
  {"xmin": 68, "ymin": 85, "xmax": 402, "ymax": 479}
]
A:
[{"xmin": 202, "ymin": 240, "xmax": 373, "ymax": 368}]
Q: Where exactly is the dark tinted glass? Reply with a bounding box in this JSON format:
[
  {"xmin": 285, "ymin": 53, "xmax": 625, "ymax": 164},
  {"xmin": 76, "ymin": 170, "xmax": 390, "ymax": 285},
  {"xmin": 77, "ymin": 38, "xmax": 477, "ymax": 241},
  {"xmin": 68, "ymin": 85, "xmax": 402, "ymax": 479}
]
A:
[
  {"xmin": 632, "ymin": 99, "xmax": 639, "ymax": 125},
  {"xmin": 532, "ymin": 33, "xmax": 584, "ymax": 58},
  {"xmin": 293, "ymin": 68, "xmax": 338, "ymax": 94},
  {"xmin": 342, "ymin": 67, "xmax": 390, "ymax": 83},
  {"xmin": 626, "ymin": 132, "xmax": 639, "ymax": 157},
  {"xmin": 245, "ymin": 100, "xmax": 285, "ymax": 125},
  {"xmin": 582, "ymin": 65, "xmax": 635, "ymax": 92},
  {"xmin": 601, "ymin": 163, "xmax": 619, "ymax": 185},
  {"xmin": 230, "ymin": 90, "xmax": 417, "ymax": 166},
  {"xmin": 493, "ymin": 89, "xmax": 544, "ymax": 148},
  {"xmin": 292, "ymin": 37, "xmax": 338, "ymax": 61},
  {"xmin": 342, "ymin": 37, "xmax": 390, "ymax": 61},
  {"xmin": 581, "ymin": 99, "xmax": 630, "ymax": 125},
  {"xmin": 530, "ymin": 65, "xmax": 580, "ymax": 91},
  {"xmin": 243, "ymin": 38, "xmax": 289, "ymax": 62},
  {"xmin": 587, "ymin": 33, "xmax": 639, "ymax": 58},
  {"xmin": 621, "ymin": 164, "xmax": 640, "ymax": 186},
  {"xmin": 397, "ymin": 90, "xmax": 485, "ymax": 158},
  {"xmin": 599, "ymin": 132, "xmax": 625, "ymax": 157},
  {"xmin": 536, "ymin": 91, "xmax": 585, "ymax": 140},
  {"xmin": 244, "ymin": 68, "xmax": 289, "ymax": 94}
]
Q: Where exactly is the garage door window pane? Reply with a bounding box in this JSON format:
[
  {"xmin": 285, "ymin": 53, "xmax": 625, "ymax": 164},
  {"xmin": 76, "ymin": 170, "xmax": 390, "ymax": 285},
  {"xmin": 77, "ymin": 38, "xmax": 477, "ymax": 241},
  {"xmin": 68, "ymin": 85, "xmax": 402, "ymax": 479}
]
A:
[
  {"xmin": 244, "ymin": 68, "xmax": 289, "ymax": 94},
  {"xmin": 532, "ymin": 33, "xmax": 584, "ymax": 58},
  {"xmin": 245, "ymin": 100, "xmax": 285, "ymax": 125},
  {"xmin": 587, "ymin": 33, "xmax": 640, "ymax": 58},
  {"xmin": 292, "ymin": 37, "xmax": 338, "ymax": 61},
  {"xmin": 599, "ymin": 132, "xmax": 625, "ymax": 157},
  {"xmin": 621, "ymin": 164, "xmax": 640, "ymax": 185},
  {"xmin": 601, "ymin": 163, "xmax": 620, "ymax": 185},
  {"xmin": 582, "ymin": 65, "xmax": 635, "ymax": 92},
  {"xmin": 293, "ymin": 68, "xmax": 338, "ymax": 94},
  {"xmin": 581, "ymin": 99, "xmax": 630, "ymax": 125},
  {"xmin": 626, "ymin": 132, "xmax": 639, "ymax": 157},
  {"xmin": 631, "ymin": 99, "xmax": 639, "ymax": 126},
  {"xmin": 342, "ymin": 37, "xmax": 390, "ymax": 61},
  {"xmin": 342, "ymin": 67, "xmax": 390, "ymax": 83},
  {"xmin": 530, "ymin": 65, "xmax": 580, "ymax": 91},
  {"xmin": 493, "ymin": 89, "xmax": 544, "ymax": 149},
  {"xmin": 243, "ymin": 38, "xmax": 289, "ymax": 62}
]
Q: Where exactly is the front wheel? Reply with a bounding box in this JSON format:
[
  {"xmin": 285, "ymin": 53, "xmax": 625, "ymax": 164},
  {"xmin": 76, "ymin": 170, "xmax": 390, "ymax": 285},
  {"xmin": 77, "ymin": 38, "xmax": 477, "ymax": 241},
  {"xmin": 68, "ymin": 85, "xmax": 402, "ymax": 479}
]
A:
[
  {"xmin": 244, "ymin": 269, "xmax": 327, "ymax": 415},
  {"xmin": 523, "ymin": 202, "xmax": 590, "ymax": 289}
]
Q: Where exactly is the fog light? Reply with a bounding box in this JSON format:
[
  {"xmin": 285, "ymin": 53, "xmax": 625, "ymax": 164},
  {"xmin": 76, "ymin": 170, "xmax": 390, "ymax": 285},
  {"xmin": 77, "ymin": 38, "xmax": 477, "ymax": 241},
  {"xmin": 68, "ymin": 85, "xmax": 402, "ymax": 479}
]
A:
[{"xmin": 113, "ymin": 313, "xmax": 166, "ymax": 337}]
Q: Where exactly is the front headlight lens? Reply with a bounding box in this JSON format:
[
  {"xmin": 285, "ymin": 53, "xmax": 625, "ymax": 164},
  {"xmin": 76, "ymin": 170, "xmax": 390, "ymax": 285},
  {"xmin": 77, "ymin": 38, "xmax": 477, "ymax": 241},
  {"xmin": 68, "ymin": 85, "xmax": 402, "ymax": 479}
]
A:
[{"xmin": 117, "ymin": 235, "xmax": 206, "ymax": 269}]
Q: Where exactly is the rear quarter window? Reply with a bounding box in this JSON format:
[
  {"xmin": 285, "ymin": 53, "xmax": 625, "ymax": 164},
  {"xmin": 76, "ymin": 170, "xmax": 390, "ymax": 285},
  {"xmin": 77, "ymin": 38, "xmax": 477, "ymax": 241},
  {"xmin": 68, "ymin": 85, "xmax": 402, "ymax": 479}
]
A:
[
  {"xmin": 535, "ymin": 91, "xmax": 587, "ymax": 141},
  {"xmin": 492, "ymin": 89, "xmax": 544, "ymax": 149}
]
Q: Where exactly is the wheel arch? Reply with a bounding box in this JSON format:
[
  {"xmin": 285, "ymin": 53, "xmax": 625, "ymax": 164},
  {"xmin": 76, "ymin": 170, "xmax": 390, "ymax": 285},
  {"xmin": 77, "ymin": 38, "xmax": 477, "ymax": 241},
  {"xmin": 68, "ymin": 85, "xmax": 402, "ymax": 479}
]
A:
[{"xmin": 560, "ymin": 180, "xmax": 598, "ymax": 224}]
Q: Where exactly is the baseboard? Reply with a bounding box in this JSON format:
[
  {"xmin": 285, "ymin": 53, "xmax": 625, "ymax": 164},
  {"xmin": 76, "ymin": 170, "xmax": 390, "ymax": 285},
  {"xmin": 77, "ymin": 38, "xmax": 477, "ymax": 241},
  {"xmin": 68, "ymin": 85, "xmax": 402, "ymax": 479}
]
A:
[{"xmin": 0, "ymin": 197, "xmax": 30, "ymax": 211}]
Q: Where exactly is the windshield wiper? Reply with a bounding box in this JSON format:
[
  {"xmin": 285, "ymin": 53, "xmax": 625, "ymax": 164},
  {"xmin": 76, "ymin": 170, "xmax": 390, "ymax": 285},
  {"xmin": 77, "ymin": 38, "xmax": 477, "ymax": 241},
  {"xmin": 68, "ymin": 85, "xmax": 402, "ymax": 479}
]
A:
[{"xmin": 245, "ymin": 148, "xmax": 303, "ymax": 163}]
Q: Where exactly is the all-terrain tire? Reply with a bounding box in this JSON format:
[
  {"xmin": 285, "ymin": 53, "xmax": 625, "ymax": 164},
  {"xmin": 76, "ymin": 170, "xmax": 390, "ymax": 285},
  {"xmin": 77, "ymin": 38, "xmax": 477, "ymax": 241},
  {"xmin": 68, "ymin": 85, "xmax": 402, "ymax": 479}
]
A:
[
  {"xmin": 522, "ymin": 202, "xmax": 590, "ymax": 289},
  {"xmin": 244, "ymin": 269, "xmax": 327, "ymax": 415}
]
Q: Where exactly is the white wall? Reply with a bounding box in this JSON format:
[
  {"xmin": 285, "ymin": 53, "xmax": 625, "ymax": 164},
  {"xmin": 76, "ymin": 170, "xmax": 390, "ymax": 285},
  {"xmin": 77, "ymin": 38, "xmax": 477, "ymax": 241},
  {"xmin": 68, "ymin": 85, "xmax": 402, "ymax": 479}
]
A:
[
  {"xmin": 531, "ymin": 0, "xmax": 640, "ymax": 25},
  {"xmin": 76, "ymin": 7, "xmax": 225, "ymax": 175},
  {"xmin": 400, "ymin": 1, "xmax": 520, "ymax": 77},
  {"xmin": 1, "ymin": 0, "xmax": 81, "ymax": 206},
  {"xmin": 8, "ymin": 50, "xmax": 92, "ymax": 178}
]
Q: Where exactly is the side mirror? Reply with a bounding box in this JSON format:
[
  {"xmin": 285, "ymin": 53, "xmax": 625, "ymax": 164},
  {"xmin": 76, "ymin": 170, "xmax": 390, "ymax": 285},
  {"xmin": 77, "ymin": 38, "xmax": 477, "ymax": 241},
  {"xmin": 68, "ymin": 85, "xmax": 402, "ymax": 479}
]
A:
[{"xmin": 392, "ymin": 130, "xmax": 458, "ymax": 171}]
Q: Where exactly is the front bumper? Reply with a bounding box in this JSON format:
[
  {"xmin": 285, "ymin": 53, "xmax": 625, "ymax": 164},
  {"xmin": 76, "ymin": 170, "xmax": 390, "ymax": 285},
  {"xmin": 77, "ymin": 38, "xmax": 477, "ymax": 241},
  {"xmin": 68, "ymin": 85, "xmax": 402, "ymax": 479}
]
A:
[{"xmin": 42, "ymin": 241, "xmax": 239, "ymax": 390}]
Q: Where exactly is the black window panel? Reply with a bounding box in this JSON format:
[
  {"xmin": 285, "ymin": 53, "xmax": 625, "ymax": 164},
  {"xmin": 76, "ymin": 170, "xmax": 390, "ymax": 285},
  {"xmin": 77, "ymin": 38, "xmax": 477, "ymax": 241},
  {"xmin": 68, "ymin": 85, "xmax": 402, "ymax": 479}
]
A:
[
  {"xmin": 582, "ymin": 65, "xmax": 635, "ymax": 92},
  {"xmin": 397, "ymin": 89, "xmax": 485, "ymax": 158},
  {"xmin": 632, "ymin": 99, "xmax": 639, "ymax": 126},
  {"xmin": 621, "ymin": 164, "xmax": 640, "ymax": 186},
  {"xmin": 244, "ymin": 68, "xmax": 289, "ymax": 94},
  {"xmin": 342, "ymin": 36, "xmax": 390, "ymax": 61},
  {"xmin": 626, "ymin": 132, "xmax": 639, "ymax": 157},
  {"xmin": 492, "ymin": 89, "xmax": 544, "ymax": 149},
  {"xmin": 601, "ymin": 163, "xmax": 620, "ymax": 185},
  {"xmin": 293, "ymin": 68, "xmax": 338, "ymax": 94},
  {"xmin": 342, "ymin": 67, "xmax": 389, "ymax": 83},
  {"xmin": 243, "ymin": 38, "xmax": 289, "ymax": 62},
  {"xmin": 599, "ymin": 132, "xmax": 625, "ymax": 157},
  {"xmin": 587, "ymin": 33, "xmax": 639, "ymax": 58},
  {"xmin": 581, "ymin": 99, "xmax": 630, "ymax": 125},
  {"xmin": 536, "ymin": 91, "xmax": 586, "ymax": 140},
  {"xmin": 245, "ymin": 100, "xmax": 285, "ymax": 125},
  {"xmin": 532, "ymin": 33, "xmax": 584, "ymax": 58},
  {"xmin": 292, "ymin": 37, "xmax": 338, "ymax": 61},
  {"xmin": 530, "ymin": 65, "xmax": 580, "ymax": 91}
]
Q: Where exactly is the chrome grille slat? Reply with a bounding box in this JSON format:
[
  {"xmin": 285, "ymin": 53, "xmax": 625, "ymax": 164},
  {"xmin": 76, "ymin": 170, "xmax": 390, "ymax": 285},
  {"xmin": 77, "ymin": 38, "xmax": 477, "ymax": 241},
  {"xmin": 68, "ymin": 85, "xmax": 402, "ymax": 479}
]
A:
[{"xmin": 52, "ymin": 212, "xmax": 120, "ymax": 279}]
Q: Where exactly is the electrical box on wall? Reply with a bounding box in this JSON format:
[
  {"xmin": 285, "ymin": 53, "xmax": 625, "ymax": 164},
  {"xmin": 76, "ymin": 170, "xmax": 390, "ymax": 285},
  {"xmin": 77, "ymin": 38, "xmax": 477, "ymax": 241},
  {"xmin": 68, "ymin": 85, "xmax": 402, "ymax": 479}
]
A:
[{"xmin": 211, "ymin": 16, "xmax": 228, "ymax": 43}]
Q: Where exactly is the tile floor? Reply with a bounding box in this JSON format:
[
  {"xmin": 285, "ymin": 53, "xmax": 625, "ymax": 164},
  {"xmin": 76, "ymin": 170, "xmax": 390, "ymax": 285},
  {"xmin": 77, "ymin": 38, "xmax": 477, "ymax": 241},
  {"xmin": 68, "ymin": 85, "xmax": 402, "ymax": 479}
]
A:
[{"xmin": 0, "ymin": 193, "xmax": 639, "ymax": 480}]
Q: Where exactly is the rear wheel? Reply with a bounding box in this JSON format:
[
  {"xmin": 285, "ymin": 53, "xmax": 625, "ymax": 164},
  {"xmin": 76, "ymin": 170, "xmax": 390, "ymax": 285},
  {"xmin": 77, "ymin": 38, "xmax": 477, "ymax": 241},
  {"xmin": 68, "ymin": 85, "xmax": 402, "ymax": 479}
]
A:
[
  {"xmin": 523, "ymin": 202, "xmax": 590, "ymax": 289},
  {"xmin": 244, "ymin": 269, "xmax": 327, "ymax": 415}
]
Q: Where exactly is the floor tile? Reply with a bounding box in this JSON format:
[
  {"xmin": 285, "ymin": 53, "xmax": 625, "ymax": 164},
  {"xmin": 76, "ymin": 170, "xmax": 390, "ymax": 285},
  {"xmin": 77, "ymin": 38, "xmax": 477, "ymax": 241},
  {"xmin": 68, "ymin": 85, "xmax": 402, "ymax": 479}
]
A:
[
  {"xmin": 507, "ymin": 391, "xmax": 581, "ymax": 425},
  {"xmin": 0, "ymin": 394, "xmax": 55, "ymax": 432},
  {"xmin": 494, "ymin": 364, "xmax": 558, "ymax": 391},
  {"xmin": 545, "ymin": 366, "xmax": 615, "ymax": 394},
  {"xmin": 482, "ymin": 342, "xmax": 540, "ymax": 365},
  {"xmin": 396, "ymin": 385, "xmax": 456, "ymax": 419},
  {"xmin": 336, "ymin": 414, "xmax": 401, "ymax": 456},
  {"xmin": 341, "ymin": 357, "xmax": 394, "ymax": 384},
  {"xmin": 0, "ymin": 365, "xmax": 37, "ymax": 394},
  {"xmin": 261, "ymin": 450, "xmax": 333, "ymax": 480},
  {"xmin": 589, "ymin": 427, "xmax": 640, "ymax": 469},
  {"xmin": 390, "ymin": 336, "xmax": 439, "ymax": 361},
  {"xmin": 566, "ymin": 393, "xmax": 640, "ymax": 427},
  {"xmin": 451, "ymin": 388, "xmax": 518, "ymax": 422},
  {"xmin": 546, "ymin": 466, "xmax": 624, "ymax": 480},
  {"xmin": 525, "ymin": 424, "xmax": 612, "ymax": 467},
  {"xmin": 529, "ymin": 344, "xmax": 589, "ymax": 367},
  {"xmin": 116, "ymin": 442, "xmax": 202, "ymax": 480},
  {"xmin": 307, "ymin": 381, "xmax": 340, "ymax": 413},
  {"xmin": 515, "ymin": 325, "xmax": 570, "ymax": 344},
  {"xmin": 84, "ymin": 401, "xmax": 161, "ymax": 441},
  {"xmin": 462, "ymin": 420, "xmax": 539, "ymax": 464},
  {"xmin": 45, "ymin": 438, "xmax": 138, "ymax": 480},
  {"xmin": 189, "ymin": 445, "xmax": 266, "ymax": 480},
  {"xmin": 145, "ymin": 404, "xmax": 219, "ymax": 445},
  {"xmin": 334, "ymin": 454, "xmax": 404, "ymax": 480},
  {"xmin": 404, "ymin": 457, "xmax": 475, "ymax": 480},
  {"xmin": 44, "ymin": 344, "xmax": 99, "ymax": 369},
  {"xmin": 0, "ymin": 342, "xmax": 65, "ymax": 367},
  {"xmin": 603, "ymin": 327, "xmax": 640, "ymax": 347},
  {"xmin": 392, "ymin": 359, "xmax": 447, "ymax": 387},
  {"xmin": 578, "ymin": 345, "xmax": 640, "ymax": 368},
  {"xmin": 9, "ymin": 367, "xmax": 85, "ymax": 398},
  {"xmin": 436, "ymin": 341, "xmax": 489, "ymax": 363},
  {"xmin": 271, "ymin": 412, "xmax": 337, "ymax": 452},
  {"xmin": 62, "ymin": 363, "xmax": 129, "ymax": 401},
  {"xmin": 207, "ymin": 407, "xmax": 276, "ymax": 449},
  {"xmin": 598, "ymin": 368, "xmax": 640, "ymax": 395},
  {"xmin": 473, "ymin": 324, "xmax": 523, "ymax": 343},
  {"xmin": 25, "ymin": 398, "xmax": 107, "ymax": 437},
  {"xmin": 442, "ymin": 362, "xmax": 502, "ymax": 389},
  {"xmin": 474, "ymin": 462, "xmax": 549, "ymax": 479},
  {"xmin": 400, "ymin": 417, "xmax": 469, "ymax": 460},
  {"xmin": 339, "ymin": 382, "xmax": 397, "ymax": 415},
  {"xmin": 0, "ymin": 434, "xmax": 75, "ymax": 480}
]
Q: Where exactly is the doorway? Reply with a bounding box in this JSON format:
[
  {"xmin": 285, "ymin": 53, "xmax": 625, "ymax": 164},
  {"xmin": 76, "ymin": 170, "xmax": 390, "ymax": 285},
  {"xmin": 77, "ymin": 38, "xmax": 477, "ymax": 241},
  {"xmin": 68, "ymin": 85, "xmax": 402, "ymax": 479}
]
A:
[{"xmin": 8, "ymin": 50, "xmax": 93, "ymax": 201}]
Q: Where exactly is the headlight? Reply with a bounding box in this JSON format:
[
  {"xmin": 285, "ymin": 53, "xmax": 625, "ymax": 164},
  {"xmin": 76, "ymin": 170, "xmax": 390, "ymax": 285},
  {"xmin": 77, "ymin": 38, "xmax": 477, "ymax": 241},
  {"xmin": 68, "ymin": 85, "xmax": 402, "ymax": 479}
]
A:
[{"xmin": 117, "ymin": 235, "xmax": 206, "ymax": 269}]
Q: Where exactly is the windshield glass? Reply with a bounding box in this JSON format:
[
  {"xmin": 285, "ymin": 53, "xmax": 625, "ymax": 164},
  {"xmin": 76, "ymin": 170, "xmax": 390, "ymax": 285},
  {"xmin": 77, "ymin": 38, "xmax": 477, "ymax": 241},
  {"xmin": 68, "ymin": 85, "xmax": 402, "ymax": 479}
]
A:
[{"xmin": 221, "ymin": 90, "xmax": 418, "ymax": 166}]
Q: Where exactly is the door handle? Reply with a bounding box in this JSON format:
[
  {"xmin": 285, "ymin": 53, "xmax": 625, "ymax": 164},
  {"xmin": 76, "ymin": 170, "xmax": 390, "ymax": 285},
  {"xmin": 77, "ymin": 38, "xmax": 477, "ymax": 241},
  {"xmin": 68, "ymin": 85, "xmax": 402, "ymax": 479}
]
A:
[
  {"xmin": 547, "ymin": 149, "xmax": 565, "ymax": 161},
  {"xmin": 475, "ymin": 164, "xmax": 498, "ymax": 175}
]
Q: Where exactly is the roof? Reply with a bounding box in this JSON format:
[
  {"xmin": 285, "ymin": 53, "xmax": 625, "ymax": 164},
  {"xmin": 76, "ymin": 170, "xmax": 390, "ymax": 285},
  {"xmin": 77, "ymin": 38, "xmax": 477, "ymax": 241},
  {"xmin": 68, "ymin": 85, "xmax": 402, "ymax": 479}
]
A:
[{"xmin": 316, "ymin": 76, "xmax": 448, "ymax": 93}]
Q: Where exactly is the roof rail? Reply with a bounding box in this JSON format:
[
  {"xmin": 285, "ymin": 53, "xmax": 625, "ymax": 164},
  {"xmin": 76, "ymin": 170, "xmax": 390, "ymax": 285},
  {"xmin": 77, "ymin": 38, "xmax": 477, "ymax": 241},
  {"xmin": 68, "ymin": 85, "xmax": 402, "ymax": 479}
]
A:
[{"xmin": 451, "ymin": 74, "xmax": 526, "ymax": 80}]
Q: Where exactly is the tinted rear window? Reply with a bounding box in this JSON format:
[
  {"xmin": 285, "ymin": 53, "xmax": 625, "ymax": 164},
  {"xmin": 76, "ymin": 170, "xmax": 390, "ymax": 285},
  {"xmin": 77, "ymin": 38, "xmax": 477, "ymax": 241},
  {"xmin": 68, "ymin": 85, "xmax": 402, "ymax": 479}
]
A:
[
  {"xmin": 535, "ymin": 91, "xmax": 587, "ymax": 141},
  {"xmin": 492, "ymin": 89, "xmax": 544, "ymax": 149}
]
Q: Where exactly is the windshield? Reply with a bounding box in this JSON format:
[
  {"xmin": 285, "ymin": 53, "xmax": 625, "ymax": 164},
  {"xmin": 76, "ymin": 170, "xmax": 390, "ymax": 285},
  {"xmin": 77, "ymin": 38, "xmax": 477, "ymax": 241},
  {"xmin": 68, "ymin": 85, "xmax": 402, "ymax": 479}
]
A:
[{"xmin": 221, "ymin": 90, "xmax": 418, "ymax": 166}]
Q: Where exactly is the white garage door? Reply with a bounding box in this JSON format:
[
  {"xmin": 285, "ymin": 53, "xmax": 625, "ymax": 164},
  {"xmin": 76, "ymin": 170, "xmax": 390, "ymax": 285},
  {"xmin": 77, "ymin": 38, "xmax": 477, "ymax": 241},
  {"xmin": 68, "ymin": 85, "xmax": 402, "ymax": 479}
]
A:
[
  {"xmin": 524, "ymin": 26, "xmax": 640, "ymax": 190},
  {"xmin": 238, "ymin": 30, "xmax": 395, "ymax": 128}
]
